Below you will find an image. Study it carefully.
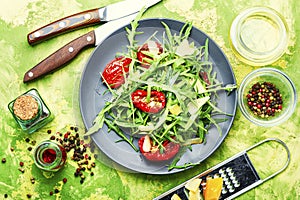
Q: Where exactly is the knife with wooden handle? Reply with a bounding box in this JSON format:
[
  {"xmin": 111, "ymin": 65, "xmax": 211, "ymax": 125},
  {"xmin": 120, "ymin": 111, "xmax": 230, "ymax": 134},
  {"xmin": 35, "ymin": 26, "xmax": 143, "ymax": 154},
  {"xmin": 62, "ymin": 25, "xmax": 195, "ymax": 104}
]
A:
[
  {"xmin": 27, "ymin": 8, "xmax": 101, "ymax": 45},
  {"xmin": 23, "ymin": 0, "xmax": 161, "ymax": 83},
  {"xmin": 24, "ymin": 31, "xmax": 96, "ymax": 83},
  {"xmin": 23, "ymin": 14, "xmax": 136, "ymax": 83},
  {"xmin": 27, "ymin": 0, "xmax": 161, "ymax": 45}
]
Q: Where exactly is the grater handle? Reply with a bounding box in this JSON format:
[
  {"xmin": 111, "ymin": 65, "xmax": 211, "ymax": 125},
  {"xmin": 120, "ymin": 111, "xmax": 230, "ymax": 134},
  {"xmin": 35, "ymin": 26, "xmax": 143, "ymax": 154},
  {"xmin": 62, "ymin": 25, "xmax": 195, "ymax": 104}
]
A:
[{"xmin": 244, "ymin": 138, "xmax": 291, "ymax": 183}]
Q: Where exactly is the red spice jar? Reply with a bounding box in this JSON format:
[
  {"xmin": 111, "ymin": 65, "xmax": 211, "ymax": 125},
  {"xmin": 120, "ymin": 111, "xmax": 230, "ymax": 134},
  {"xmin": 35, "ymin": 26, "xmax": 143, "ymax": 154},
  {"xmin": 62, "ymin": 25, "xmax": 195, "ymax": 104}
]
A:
[{"xmin": 33, "ymin": 140, "xmax": 67, "ymax": 172}]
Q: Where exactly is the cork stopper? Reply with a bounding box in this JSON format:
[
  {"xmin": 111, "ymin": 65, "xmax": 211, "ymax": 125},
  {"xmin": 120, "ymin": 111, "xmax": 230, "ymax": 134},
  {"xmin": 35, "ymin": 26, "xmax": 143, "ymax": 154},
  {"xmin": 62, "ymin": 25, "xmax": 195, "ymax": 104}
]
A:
[{"xmin": 13, "ymin": 95, "xmax": 39, "ymax": 121}]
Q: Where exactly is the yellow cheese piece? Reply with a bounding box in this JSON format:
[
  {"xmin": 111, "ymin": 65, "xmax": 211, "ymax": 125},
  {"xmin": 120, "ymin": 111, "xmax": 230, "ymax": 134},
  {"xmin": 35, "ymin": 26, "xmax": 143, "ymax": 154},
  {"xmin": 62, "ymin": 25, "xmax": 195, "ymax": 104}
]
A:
[
  {"xmin": 185, "ymin": 178, "xmax": 202, "ymax": 192},
  {"xmin": 188, "ymin": 187, "xmax": 201, "ymax": 200},
  {"xmin": 204, "ymin": 177, "xmax": 223, "ymax": 200},
  {"xmin": 169, "ymin": 104, "xmax": 182, "ymax": 115},
  {"xmin": 171, "ymin": 193, "xmax": 182, "ymax": 200}
]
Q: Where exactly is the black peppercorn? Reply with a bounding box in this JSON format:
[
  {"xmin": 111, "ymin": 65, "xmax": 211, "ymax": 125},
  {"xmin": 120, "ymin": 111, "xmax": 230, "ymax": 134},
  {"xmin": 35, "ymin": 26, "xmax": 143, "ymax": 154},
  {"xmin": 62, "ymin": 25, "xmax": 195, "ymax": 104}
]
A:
[
  {"xmin": 50, "ymin": 135, "xmax": 55, "ymax": 140},
  {"xmin": 30, "ymin": 177, "xmax": 35, "ymax": 184},
  {"xmin": 19, "ymin": 168, "xmax": 25, "ymax": 173}
]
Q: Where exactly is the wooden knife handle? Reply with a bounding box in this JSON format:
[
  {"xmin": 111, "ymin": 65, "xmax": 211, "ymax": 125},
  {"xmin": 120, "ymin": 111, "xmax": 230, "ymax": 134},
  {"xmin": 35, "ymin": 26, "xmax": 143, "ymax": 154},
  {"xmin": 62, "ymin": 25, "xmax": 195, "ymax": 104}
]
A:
[
  {"xmin": 23, "ymin": 31, "xmax": 95, "ymax": 83},
  {"xmin": 27, "ymin": 8, "xmax": 100, "ymax": 45}
]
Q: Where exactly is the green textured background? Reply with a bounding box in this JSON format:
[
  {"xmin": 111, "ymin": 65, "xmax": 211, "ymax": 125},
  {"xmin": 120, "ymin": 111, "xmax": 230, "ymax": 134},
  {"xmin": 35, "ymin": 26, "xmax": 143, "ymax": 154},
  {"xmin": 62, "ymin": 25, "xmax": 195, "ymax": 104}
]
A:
[{"xmin": 0, "ymin": 0, "xmax": 300, "ymax": 199}]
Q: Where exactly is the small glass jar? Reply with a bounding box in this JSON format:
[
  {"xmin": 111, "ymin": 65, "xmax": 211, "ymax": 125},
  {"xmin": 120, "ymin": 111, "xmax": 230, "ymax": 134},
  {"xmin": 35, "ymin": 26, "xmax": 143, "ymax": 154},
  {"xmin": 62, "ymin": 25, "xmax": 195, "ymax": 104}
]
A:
[
  {"xmin": 8, "ymin": 88, "xmax": 53, "ymax": 133},
  {"xmin": 33, "ymin": 140, "xmax": 67, "ymax": 172},
  {"xmin": 230, "ymin": 7, "xmax": 288, "ymax": 66}
]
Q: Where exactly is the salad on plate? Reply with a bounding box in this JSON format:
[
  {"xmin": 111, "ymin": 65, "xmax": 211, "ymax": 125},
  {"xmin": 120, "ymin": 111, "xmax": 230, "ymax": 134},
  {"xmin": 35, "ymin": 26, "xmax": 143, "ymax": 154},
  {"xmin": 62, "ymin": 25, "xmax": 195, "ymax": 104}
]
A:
[{"xmin": 86, "ymin": 14, "xmax": 236, "ymax": 171}]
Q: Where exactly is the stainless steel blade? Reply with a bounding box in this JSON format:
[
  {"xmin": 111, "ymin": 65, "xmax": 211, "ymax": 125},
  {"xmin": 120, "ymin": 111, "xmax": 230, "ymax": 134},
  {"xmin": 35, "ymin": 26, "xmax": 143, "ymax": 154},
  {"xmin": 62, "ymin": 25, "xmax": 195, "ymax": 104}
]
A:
[
  {"xmin": 99, "ymin": 0, "xmax": 161, "ymax": 22},
  {"xmin": 94, "ymin": 13, "xmax": 138, "ymax": 46}
]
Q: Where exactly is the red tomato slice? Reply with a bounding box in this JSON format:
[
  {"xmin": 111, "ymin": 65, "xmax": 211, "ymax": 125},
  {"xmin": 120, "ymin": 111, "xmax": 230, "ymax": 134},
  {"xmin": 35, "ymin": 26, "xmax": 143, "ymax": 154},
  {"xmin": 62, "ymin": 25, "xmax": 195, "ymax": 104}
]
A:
[
  {"xmin": 137, "ymin": 41, "xmax": 163, "ymax": 68},
  {"xmin": 102, "ymin": 57, "xmax": 132, "ymax": 88},
  {"xmin": 131, "ymin": 89, "xmax": 166, "ymax": 113},
  {"xmin": 138, "ymin": 136, "xmax": 180, "ymax": 162}
]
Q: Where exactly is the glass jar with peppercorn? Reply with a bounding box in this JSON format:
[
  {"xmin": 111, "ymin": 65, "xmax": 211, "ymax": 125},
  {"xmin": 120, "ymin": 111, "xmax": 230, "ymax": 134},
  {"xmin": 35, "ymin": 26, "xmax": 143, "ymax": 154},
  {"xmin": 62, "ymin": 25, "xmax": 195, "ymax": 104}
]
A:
[{"xmin": 238, "ymin": 68, "xmax": 297, "ymax": 127}]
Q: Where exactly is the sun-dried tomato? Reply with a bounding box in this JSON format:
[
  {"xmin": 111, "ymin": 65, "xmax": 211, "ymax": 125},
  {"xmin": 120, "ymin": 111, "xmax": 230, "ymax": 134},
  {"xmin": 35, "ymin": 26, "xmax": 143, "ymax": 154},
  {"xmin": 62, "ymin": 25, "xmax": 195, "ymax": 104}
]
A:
[
  {"xmin": 138, "ymin": 136, "xmax": 180, "ymax": 161},
  {"xmin": 199, "ymin": 70, "xmax": 210, "ymax": 85},
  {"xmin": 137, "ymin": 41, "xmax": 163, "ymax": 68},
  {"xmin": 102, "ymin": 57, "xmax": 132, "ymax": 88},
  {"xmin": 131, "ymin": 89, "xmax": 166, "ymax": 113}
]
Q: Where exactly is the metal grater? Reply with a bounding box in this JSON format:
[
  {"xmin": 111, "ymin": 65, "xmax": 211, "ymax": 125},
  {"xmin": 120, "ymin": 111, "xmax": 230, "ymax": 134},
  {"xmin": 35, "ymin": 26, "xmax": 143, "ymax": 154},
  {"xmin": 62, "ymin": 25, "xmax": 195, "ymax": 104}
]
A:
[{"xmin": 154, "ymin": 138, "xmax": 290, "ymax": 200}]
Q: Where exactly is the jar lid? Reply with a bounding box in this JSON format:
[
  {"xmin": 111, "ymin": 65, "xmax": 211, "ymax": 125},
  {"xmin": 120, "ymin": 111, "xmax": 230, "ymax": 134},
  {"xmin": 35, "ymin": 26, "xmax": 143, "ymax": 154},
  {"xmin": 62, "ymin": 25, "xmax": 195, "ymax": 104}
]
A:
[{"xmin": 230, "ymin": 7, "xmax": 288, "ymax": 66}]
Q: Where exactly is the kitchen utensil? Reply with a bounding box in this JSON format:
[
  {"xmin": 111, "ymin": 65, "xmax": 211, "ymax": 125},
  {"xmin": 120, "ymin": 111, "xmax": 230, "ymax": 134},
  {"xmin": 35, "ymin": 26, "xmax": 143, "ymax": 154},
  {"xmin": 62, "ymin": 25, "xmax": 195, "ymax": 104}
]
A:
[
  {"xmin": 154, "ymin": 138, "xmax": 290, "ymax": 199},
  {"xmin": 23, "ymin": 14, "xmax": 135, "ymax": 83},
  {"xmin": 23, "ymin": 0, "xmax": 161, "ymax": 83},
  {"xmin": 27, "ymin": 0, "xmax": 161, "ymax": 45}
]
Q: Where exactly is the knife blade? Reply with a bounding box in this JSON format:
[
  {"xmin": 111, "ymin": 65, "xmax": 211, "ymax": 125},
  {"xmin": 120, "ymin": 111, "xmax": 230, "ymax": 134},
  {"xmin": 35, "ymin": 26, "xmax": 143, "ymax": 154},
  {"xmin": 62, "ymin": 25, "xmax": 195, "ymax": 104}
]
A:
[
  {"xmin": 23, "ymin": 13, "xmax": 137, "ymax": 83},
  {"xmin": 27, "ymin": 0, "xmax": 161, "ymax": 45}
]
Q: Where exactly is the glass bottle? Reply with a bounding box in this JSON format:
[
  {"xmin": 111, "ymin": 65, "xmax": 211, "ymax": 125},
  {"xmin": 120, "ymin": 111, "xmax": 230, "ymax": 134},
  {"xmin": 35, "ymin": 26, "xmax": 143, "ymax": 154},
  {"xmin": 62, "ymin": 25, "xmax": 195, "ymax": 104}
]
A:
[
  {"xmin": 33, "ymin": 140, "xmax": 67, "ymax": 172},
  {"xmin": 8, "ymin": 88, "xmax": 53, "ymax": 133}
]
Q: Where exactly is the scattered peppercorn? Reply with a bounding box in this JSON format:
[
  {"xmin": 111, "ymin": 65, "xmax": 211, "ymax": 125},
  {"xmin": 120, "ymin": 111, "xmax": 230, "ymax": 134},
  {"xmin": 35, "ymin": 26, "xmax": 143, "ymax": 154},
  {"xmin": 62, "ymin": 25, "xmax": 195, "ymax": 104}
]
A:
[
  {"xmin": 50, "ymin": 135, "xmax": 55, "ymax": 140},
  {"xmin": 20, "ymin": 162, "xmax": 24, "ymax": 167},
  {"xmin": 246, "ymin": 82, "xmax": 283, "ymax": 118},
  {"xmin": 2, "ymin": 158, "xmax": 6, "ymax": 163},
  {"xmin": 19, "ymin": 168, "xmax": 25, "ymax": 173},
  {"xmin": 49, "ymin": 191, "xmax": 53, "ymax": 196},
  {"xmin": 45, "ymin": 126, "xmax": 96, "ymax": 184},
  {"xmin": 10, "ymin": 147, "xmax": 14, "ymax": 152},
  {"xmin": 90, "ymin": 172, "xmax": 94, "ymax": 176},
  {"xmin": 25, "ymin": 138, "xmax": 30, "ymax": 143},
  {"xmin": 30, "ymin": 177, "xmax": 35, "ymax": 184},
  {"xmin": 54, "ymin": 189, "xmax": 59, "ymax": 194},
  {"xmin": 64, "ymin": 133, "xmax": 69, "ymax": 139},
  {"xmin": 4, "ymin": 194, "xmax": 8, "ymax": 198},
  {"xmin": 47, "ymin": 129, "xmax": 52, "ymax": 134},
  {"xmin": 26, "ymin": 194, "xmax": 32, "ymax": 198},
  {"xmin": 63, "ymin": 178, "xmax": 67, "ymax": 183},
  {"xmin": 27, "ymin": 147, "xmax": 33, "ymax": 151}
]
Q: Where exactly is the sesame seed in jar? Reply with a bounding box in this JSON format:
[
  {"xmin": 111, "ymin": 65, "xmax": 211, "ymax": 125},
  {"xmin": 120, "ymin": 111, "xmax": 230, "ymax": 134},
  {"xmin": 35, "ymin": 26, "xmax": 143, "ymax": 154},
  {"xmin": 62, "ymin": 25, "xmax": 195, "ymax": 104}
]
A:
[{"xmin": 13, "ymin": 95, "xmax": 39, "ymax": 121}]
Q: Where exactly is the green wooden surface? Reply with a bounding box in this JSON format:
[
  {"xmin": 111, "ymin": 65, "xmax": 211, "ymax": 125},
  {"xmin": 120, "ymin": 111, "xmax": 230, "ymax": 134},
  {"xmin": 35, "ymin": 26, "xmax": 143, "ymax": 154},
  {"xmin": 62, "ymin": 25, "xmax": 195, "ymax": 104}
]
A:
[{"xmin": 0, "ymin": 0, "xmax": 299, "ymax": 199}]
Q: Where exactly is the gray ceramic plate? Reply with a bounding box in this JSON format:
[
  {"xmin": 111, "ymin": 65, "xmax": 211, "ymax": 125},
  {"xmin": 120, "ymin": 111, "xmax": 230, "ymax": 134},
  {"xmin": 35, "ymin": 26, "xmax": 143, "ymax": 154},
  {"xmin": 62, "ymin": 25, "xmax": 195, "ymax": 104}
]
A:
[{"xmin": 79, "ymin": 18, "xmax": 237, "ymax": 174}]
